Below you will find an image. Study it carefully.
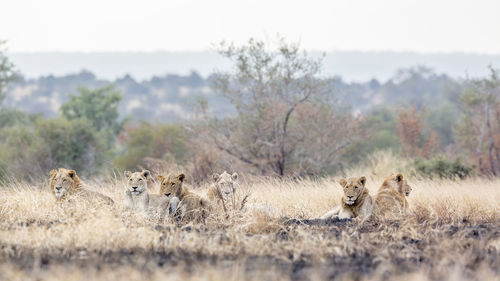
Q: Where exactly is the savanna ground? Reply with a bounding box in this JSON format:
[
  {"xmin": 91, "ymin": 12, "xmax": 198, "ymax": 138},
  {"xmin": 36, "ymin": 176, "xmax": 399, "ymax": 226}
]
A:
[{"xmin": 0, "ymin": 156, "xmax": 499, "ymax": 281}]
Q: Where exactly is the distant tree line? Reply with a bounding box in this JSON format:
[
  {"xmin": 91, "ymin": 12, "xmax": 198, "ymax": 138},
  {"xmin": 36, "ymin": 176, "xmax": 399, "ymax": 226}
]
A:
[{"xmin": 0, "ymin": 38, "xmax": 498, "ymax": 181}]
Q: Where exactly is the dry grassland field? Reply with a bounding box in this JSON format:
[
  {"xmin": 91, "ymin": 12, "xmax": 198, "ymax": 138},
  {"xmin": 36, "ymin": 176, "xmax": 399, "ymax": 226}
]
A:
[{"xmin": 0, "ymin": 162, "xmax": 499, "ymax": 281}]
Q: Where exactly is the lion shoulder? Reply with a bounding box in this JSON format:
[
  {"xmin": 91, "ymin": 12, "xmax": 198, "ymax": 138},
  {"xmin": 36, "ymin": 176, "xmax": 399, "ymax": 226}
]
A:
[
  {"xmin": 148, "ymin": 194, "xmax": 171, "ymax": 209},
  {"xmin": 375, "ymin": 174, "xmax": 410, "ymax": 218},
  {"xmin": 77, "ymin": 187, "xmax": 114, "ymax": 205},
  {"xmin": 175, "ymin": 188, "xmax": 209, "ymax": 222},
  {"xmin": 349, "ymin": 192, "xmax": 374, "ymax": 217}
]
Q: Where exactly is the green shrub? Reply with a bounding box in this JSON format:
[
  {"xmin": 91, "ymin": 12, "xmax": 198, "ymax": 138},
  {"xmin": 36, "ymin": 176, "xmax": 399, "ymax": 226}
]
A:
[
  {"xmin": 0, "ymin": 109, "xmax": 39, "ymax": 129},
  {"xmin": 413, "ymin": 156, "xmax": 474, "ymax": 179},
  {"xmin": 35, "ymin": 118, "xmax": 109, "ymax": 174},
  {"xmin": 113, "ymin": 122, "xmax": 188, "ymax": 171},
  {"xmin": 0, "ymin": 117, "xmax": 109, "ymax": 180}
]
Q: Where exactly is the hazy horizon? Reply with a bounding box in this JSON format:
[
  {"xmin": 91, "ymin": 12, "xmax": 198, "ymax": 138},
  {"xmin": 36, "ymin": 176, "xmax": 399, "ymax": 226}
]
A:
[
  {"xmin": 8, "ymin": 50, "xmax": 500, "ymax": 82},
  {"xmin": 5, "ymin": 0, "xmax": 500, "ymax": 82}
]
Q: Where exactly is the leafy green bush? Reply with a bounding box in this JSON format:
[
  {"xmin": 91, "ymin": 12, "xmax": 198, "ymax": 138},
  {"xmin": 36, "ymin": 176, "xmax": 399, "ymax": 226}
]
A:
[
  {"xmin": 0, "ymin": 117, "xmax": 109, "ymax": 180},
  {"xmin": 113, "ymin": 122, "xmax": 188, "ymax": 171},
  {"xmin": 0, "ymin": 109, "xmax": 39, "ymax": 129},
  {"xmin": 0, "ymin": 86, "xmax": 124, "ymax": 181},
  {"xmin": 413, "ymin": 156, "xmax": 474, "ymax": 179},
  {"xmin": 340, "ymin": 108, "xmax": 400, "ymax": 168},
  {"xmin": 35, "ymin": 118, "xmax": 109, "ymax": 174}
]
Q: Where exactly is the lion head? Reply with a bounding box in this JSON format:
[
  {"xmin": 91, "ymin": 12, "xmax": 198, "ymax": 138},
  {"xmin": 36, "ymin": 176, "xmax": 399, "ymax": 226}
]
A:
[
  {"xmin": 402, "ymin": 179, "xmax": 412, "ymax": 196},
  {"xmin": 124, "ymin": 170, "xmax": 151, "ymax": 196},
  {"xmin": 380, "ymin": 173, "xmax": 408, "ymax": 194},
  {"xmin": 49, "ymin": 168, "xmax": 82, "ymax": 199},
  {"xmin": 157, "ymin": 173, "xmax": 185, "ymax": 199},
  {"xmin": 339, "ymin": 176, "xmax": 367, "ymax": 205},
  {"xmin": 212, "ymin": 171, "xmax": 238, "ymax": 200}
]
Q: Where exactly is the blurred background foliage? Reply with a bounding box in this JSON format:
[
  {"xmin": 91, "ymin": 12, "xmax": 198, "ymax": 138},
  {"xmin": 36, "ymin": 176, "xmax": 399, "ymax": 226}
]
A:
[{"xmin": 1, "ymin": 38, "xmax": 497, "ymax": 182}]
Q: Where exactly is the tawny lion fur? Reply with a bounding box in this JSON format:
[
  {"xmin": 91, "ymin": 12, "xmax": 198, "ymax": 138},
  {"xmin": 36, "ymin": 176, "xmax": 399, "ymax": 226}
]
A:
[
  {"xmin": 123, "ymin": 169, "xmax": 177, "ymax": 219},
  {"xmin": 158, "ymin": 173, "xmax": 208, "ymax": 222},
  {"xmin": 320, "ymin": 176, "xmax": 374, "ymax": 220},
  {"xmin": 374, "ymin": 173, "xmax": 413, "ymax": 219},
  {"xmin": 49, "ymin": 168, "xmax": 114, "ymax": 205}
]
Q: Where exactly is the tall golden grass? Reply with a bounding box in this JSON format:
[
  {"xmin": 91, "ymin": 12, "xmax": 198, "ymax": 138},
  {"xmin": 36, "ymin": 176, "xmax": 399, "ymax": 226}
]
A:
[{"xmin": 0, "ymin": 152, "xmax": 498, "ymax": 280}]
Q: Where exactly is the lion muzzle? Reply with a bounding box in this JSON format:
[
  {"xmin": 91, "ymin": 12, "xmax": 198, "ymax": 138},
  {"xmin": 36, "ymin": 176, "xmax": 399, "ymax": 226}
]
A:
[
  {"xmin": 54, "ymin": 186, "xmax": 63, "ymax": 197},
  {"xmin": 345, "ymin": 196, "xmax": 356, "ymax": 205},
  {"xmin": 131, "ymin": 187, "xmax": 142, "ymax": 195}
]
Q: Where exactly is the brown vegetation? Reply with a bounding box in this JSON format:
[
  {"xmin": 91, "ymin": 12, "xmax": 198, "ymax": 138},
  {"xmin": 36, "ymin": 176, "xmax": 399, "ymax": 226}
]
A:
[
  {"xmin": 457, "ymin": 67, "xmax": 500, "ymax": 176},
  {"xmin": 397, "ymin": 105, "xmax": 440, "ymax": 159},
  {"xmin": 0, "ymin": 161, "xmax": 498, "ymax": 280},
  {"xmin": 203, "ymin": 38, "xmax": 363, "ymax": 176}
]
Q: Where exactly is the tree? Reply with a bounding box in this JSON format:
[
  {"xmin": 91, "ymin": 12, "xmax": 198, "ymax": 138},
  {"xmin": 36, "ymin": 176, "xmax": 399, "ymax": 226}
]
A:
[
  {"xmin": 381, "ymin": 66, "xmax": 461, "ymax": 109},
  {"xmin": 457, "ymin": 67, "xmax": 500, "ymax": 176},
  {"xmin": 206, "ymin": 37, "xmax": 361, "ymax": 176},
  {"xmin": 340, "ymin": 108, "xmax": 401, "ymax": 166},
  {"xmin": 61, "ymin": 85, "xmax": 124, "ymax": 146},
  {"xmin": 396, "ymin": 104, "xmax": 440, "ymax": 159},
  {"xmin": 0, "ymin": 41, "xmax": 18, "ymax": 105}
]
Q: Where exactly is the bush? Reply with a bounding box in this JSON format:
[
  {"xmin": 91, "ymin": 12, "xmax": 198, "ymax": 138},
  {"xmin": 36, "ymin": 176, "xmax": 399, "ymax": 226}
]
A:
[
  {"xmin": 35, "ymin": 118, "xmax": 109, "ymax": 174},
  {"xmin": 0, "ymin": 108, "xmax": 39, "ymax": 129},
  {"xmin": 113, "ymin": 122, "xmax": 188, "ymax": 171},
  {"xmin": 0, "ymin": 117, "xmax": 109, "ymax": 180},
  {"xmin": 413, "ymin": 156, "xmax": 474, "ymax": 179}
]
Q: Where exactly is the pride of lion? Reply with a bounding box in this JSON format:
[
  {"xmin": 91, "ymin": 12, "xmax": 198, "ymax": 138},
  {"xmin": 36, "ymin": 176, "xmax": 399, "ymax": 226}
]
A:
[{"xmin": 49, "ymin": 167, "xmax": 413, "ymax": 222}]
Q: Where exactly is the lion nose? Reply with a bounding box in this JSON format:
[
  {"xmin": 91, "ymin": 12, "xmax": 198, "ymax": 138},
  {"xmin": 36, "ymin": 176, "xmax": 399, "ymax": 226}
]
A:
[
  {"xmin": 55, "ymin": 186, "xmax": 62, "ymax": 191},
  {"xmin": 132, "ymin": 186, "xmax": 138, "ymax": 190},
  {"xmin": 347, "ymin": 195, "xmax": 353, "ymax": 199}
]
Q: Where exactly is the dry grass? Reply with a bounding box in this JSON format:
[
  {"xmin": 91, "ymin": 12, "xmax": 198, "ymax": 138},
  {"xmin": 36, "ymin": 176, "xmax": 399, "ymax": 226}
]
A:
[{"xmin": 0, "ymin": 169, "xmax": 499, "ymax": 281}]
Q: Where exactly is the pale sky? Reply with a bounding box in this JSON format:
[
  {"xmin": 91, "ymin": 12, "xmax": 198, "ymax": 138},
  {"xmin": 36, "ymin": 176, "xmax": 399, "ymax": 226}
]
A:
[{"xmin": 2, "ymin": 0, "xmax": 500, "ymax": 54}]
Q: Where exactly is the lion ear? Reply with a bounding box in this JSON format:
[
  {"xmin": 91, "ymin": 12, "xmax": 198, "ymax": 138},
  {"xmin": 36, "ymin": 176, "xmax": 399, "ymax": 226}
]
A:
[
  {"xmin": 178, "ymin": 173, "xmax": 185, "ymax": 182},
  {"xmin": 212, "ymin": 173, "xmax": 220, "ymax": 182},
  {"xmin": 157, "ymin": 175, "xmax": 164, "ymax": 182},
  {"xmin": 358, "ymin": 176, "xmax": 367, "ymax": 186},
  {"xmin": 67, "ymin": 170, "xmax": 76, "ymax": 179},
  {"xmin": 142, "ymin": 170, "xmax": 151, "ymax": 179},
  {"xmin": 124, "ymin": 171, "xmax": 131, "ymax": 178},
  {"xmin": 395, "ymin": 173, "xmax": 404, "ymax": 183},
  {"xmin": 231, "ymin": 172, "xmax": 238, "ymax": 181},
  {"xmin": 50, "ymin": 169, "xmax": 57, "ymax": 178},
  {"xmin": 339, "ymin": 179, "xmax": 347, "ymax": 187}
]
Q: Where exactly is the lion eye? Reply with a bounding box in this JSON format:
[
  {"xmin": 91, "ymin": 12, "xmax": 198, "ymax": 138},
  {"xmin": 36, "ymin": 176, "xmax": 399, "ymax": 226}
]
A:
[
  {"xmin": 129, "ymin": 179, "xmax": 132, "ymax": 182},
  {"xmin": 171, "ymin": 183, "xmax": 175, "ymax": 187},
  {"xmin": 355, "ymin": 186, "xmax": 358, "ymax": 189},
  {"xmin": 139, "ymin": 178, "xmax": 143, "ymax": 182}
]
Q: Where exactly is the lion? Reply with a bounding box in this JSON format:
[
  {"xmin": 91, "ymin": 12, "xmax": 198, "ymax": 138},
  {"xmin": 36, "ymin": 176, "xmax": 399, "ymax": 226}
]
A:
[
  {"xmin": 207, "ymin": 171, "xmax": 277, "ymax": 218},
  {"xmin": 320, "ymin": 176, "xmax": 374, "ymax": 220},
  {"xmin": 49, "ymin": 168, "xmax": 114, "ymax": 205},
  {"xmin": 207, "ymin": 171, "xmax": 240, "ymax": 210},
  {"xmin": 123, "ymin": 170, "xmax": 178, "ymax": 219},
  {"xmin": 157, "ymin": 173, "xmax": 208, "ymax": 222},
  {"xmin": 374, "ymin": 173, "xmax": 413, "ymax": 219}
]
